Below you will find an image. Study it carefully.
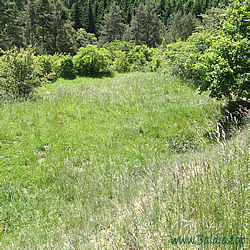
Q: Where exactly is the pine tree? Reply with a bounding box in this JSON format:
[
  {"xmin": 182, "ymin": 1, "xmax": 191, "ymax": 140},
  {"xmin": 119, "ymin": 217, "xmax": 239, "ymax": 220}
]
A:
[
  {"xmin": 98, "ymin": 2, "xmax": 126, "ymax": 46},
  {"xmin": 35, "ymin": 0, "xmax": 53, "ymax": 47},
  {"xmin": 24, "ymin": 0, "xmax": 39, "ymax": 47},
  {"xmin": 50, "ymin": 0, "xmax": 75, "ymax": 54},
  {"xmin": 165, "ymin": 11, "xmax": 196, "ymax": 43},
  {"xmin": 130, "ymin": 0, "xmax": 162, "ymax": 47},
  {"xmin": 70, "ymin": 0, "xmax": 84, "ymax": 30},
  {"xmin": 82, "ymin": 0, "xmax": 96, "ymax": 34},
  {"xmin": 0, "ymin": 0, "xmax": 22, "ymax": 50},
  {"xmin": 24, "ymin": 0, "xmax": 75, "ymax": 54}
]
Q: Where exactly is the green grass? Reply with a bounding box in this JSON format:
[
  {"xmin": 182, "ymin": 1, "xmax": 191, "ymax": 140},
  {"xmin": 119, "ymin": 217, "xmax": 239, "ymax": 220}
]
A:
[{"xmin": 0, "ymin": 72, "xmax": 249, "ymax": 249}]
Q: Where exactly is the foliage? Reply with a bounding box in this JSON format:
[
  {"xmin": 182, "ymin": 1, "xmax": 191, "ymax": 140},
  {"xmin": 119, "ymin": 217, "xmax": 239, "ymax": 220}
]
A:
[
  {"xmin": 36, "ymin": 55, "xmax": 58, "ymax": 82},
  {"xmin": 103, "ymin": 40, "xmax": 159, "ymax": 73},
  {"xmin": 74, "ymin": 28, "xmax": 97, "ymax": 49},
  {"xmin": 129, "ymin": 45, "xmax": 154, "ymax": 71},
  {"xmin": 74, "ymin": 44, "xmax": 111, "ymax": 75},
  {"xmin": 0, "ymin": 0, "xmax": 23, "ymax": 50},
  {"xmin": 1, "ymin": 0, "xmax": 232, "ymax": 54},
  {"xmin": 130, "ymin": 0, "xmax": 163, "ymax": 47},
  {"xmin": 164, "ymin": 32, "xmax": 211, "ymax": 77},
  {"xmin": 149, "ymin": 54, "xmax": 163, "ymax": 72},
  {"xmin": 98, "ymin": 2, "xmax": 127, "ymax": 46},
  {"xmin": 24, "ymin": 0, "xmax": 75, "ymax": 55},
  {"xmin": 188, "ymin": 0, "xmax": 250, "ymax": 100},
  {"xmin": 111, "ymin": 50, "xmax": 130, "ymax": 73},
  {"xmin": 0, "ymin": 46, "xmax": 44, "ymax": 99},
  {"xmin": 165, "ymin": 12, "xmax": 197, "ymax": 43},
  {"xmin": 59, "ymin": 54, "xmax": 76, "ymax": 79},
  {"xmin": 103, "ymin": 40, "xmax": 135, "ymax": 53},
  {"xmin": 196, "ymin": 7, "xmax": 227, "ymax": 34}
]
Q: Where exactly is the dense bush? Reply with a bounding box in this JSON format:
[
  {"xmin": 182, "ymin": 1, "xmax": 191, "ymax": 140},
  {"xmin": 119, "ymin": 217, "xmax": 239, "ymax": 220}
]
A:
[
  {"xmin": 129, "ymin": 45, "xmax": 154, "ymax": 71},
  {"xmin": 163, "ymin": 32, "xmax": 211, "ymax": 77},
  {"xmin": 103, "ymin": 40, "xmax": 158, "ymax": 72},
  {"xmin": 111, "ymin": 50, "xmax": 130, "ymax": 73},
  {"xmin": 188, "ymin": 36, "xmax": 250, "ymax": 99},
  {"xmin": 59, "ymin": 55, "xmax": 76, "ymax": 79},
  {"xmin": 187, "ymin": 0, "xmax": 250, "ymax": 100},
  {"xmin": 36, "ymin": 55, "xmax": 58, "ymax": 82},
  {"xmin": 0, "ymin": 46, "xmax": 44, "ymax": 99},
  {"xmin": 103, "ymin": 40, "xmax": 135, "ymax": 55},
  {"xmin": 74, "ymin": 45, "xmax": 111, "ymax": 76}
]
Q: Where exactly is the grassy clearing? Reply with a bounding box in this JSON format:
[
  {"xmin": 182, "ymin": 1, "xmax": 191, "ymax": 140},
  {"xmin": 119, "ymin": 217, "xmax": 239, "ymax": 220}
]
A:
[{"xmin": 0, "ymin": 72, "xmax": 248, "ymax": 249}]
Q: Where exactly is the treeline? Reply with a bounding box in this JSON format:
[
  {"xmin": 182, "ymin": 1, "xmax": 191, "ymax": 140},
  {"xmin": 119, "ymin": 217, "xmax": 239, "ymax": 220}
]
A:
[{"xmin": 1, "ymin": 0, "xmax": 229, "ymax": 54}]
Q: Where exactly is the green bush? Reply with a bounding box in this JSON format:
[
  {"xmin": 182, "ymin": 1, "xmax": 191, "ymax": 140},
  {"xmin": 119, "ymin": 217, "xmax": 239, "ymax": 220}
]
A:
[
  {"xmin": 60, "ymin": 55, "xmax": 76, "ymax": 79},
  {"xmin": 188, "ymin": 36, "xmax": 250, "ymax": 99},
  {"xmin": 36, "ymin": 55, "xmax": 57, "ymax": 82},
  {"xmin": 103, "ymin": 41, "xmax": 158, "ymax": 72},
  {"xmin": 111, "ymin": 50, "xmax": 130, "ymax": 73},
  {"xmin": 187, "ymin": 0, "xmax": 250, "ymax": 100},
  {"xmin": 103, "ymin": 40, "xmax": 135, "ymax": 58},
  {"xmin": 74, "ymin": 45, "xmax": 111, "ymax": 76},
  {"xmin": 149, "ymin": 56, "xmax": 162, "ymax": 72},
  {"xmin": 129, "ymin": 45, "xmax": 154, "ymax": 71},
  {"xmin": 163, "ymin": 33, "xmax": 211, "ymax": 77},
  {"xmin": 0, "ymin": 46, "xmax": 44, "ymax": 99}
]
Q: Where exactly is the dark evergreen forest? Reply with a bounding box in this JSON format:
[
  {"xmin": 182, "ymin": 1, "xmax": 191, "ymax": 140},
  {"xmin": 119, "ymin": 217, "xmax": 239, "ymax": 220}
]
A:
[{"xmin": 1, "ymin": 0, "xmax": 229, "ymax": 54}]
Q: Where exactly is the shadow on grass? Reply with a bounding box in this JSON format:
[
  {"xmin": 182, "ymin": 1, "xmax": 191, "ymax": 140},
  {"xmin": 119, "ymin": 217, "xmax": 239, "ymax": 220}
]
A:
[
  {"xmin": 62, "ymin": 71, "xmax": 115, "ymax": 80},
  {"xmin": 204, "ymin": 99, "xmax": 250, "ymax": 141}
]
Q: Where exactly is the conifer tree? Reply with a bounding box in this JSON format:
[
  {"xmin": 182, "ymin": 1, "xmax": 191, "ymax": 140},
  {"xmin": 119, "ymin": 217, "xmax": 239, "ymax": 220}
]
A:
[
  {"xmin": 98, "ymin": 2, "xmax": 127, "ymax": 46},
  {"xmin": 35, "ymin": 0, "xmax": 53, "ymax": 46},
  {"xmin": 0, "ymin": 0, "xmax": 22, "ymax": 50},
  {"xmin": 82, "ymin": 0, "xmax": 96, "ymax": 34},
  {"xmin": 24, "ymin": 0, "xmax": 39, "ymax": 47},
  {"xmin": 130, "ymin": 0, "xmax": 162, "ymax": 47},
  {"xmin": 24, "ymin": 0, "xmax": 75, "ymax": 54},
  {"xmin": 70, "ymin": 0, "xmax": 84, "ymax": 30},
  {"xmin": 50, "ymin": 0, "xmax": 75, "ymax": 54},
  {"xmin": 165, "ymin": 11, "xmax": 196, "ymax": 43}
]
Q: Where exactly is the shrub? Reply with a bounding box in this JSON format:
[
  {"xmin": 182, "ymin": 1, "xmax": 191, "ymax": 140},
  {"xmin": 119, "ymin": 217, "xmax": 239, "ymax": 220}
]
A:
[
  {"xmin": 187, "ymin": 0, "xmax": 250, "ymax": 100},
  {"xmin": 0, "ymin": 46, "xmax": 44, "ymax": 99},
  {"xmin": 129, "ymin": 45, "xmax": 154, "ymax": 71},
  {"xmin": 111, "ymin": 50, "xmax": 130, "ymax": 73},
  {"xmin": 36, "ymin": 55, "xmax": 57, "ymax": 82},
  {"xmin": 149, "ymin": 56, "xmax": 162, "ymax": 72},
  {"xmin": 59, "ymin": 55, "xmax": 76, "ymax": 79},
  {"xmin": 103, "ymin": 40, "xmax": 135, "ymax": 58},
  {"xmin": 189, "ymin": 36, "xmax": 250, "ymax": 100},
  {"xmin": 163, "ymin": 33, "xmax": 211, "ymax": 78},
  {"xmin": 103, "ymin": 41, "xmax": 157, "ymax": 72},
  {"xmin": 74, "ymin": 45, "xmax": 111, "ymax": 76}
]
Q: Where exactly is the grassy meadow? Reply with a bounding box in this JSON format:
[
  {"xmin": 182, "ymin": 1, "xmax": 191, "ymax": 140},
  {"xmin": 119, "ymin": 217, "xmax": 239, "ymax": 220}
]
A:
[{"xmin": 0, "ymin": 72, "xmax": 249, "ymax": 249}]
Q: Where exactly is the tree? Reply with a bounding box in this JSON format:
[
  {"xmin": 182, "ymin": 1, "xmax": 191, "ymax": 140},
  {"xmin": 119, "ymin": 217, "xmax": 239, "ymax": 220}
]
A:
[
  {"xmin": 189, "ymin": 0, "xmax": 250, "ymax": 100},
  {"xmin": 50, "ymin": 0, "xmax": 75, "ymax": 54},
  {"xmin": 75, "ymin": 28, "xmax": 97, "ymax": 49},
  {"xmin": 196, "ymin": 7, "xmax": 227, "ymax": 34},
  {"xmin": 70, "ymin": 0, "xmax": 84, "ymax": 30},
  {"xmin": 130, "ymin": 0, "xmax": 162, "ymax": 47},
  {"xmin": 24, "ymin": 0, "xmax": 75, "ymax": 54},
  {"xmin": 35, "ymin": 0, "xmax": 53, "ymax": 47},
  {"xmin": 0, "ymin": 0, "xmax": 22, "ymax": 50},
  {"xmin": 98, "ymin": 2, "xmax": 127, "ymax": 46},
  {"xmin": 23, "ymin": 0, "xmax": 39, "ymax": 47},
  {"xmin": 82, "ymin": 0, "xmax": 96, "ymax": 34},
  {"xmin": 165, "ymin": 12, "xmax": 197, "ymax": 43}
]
